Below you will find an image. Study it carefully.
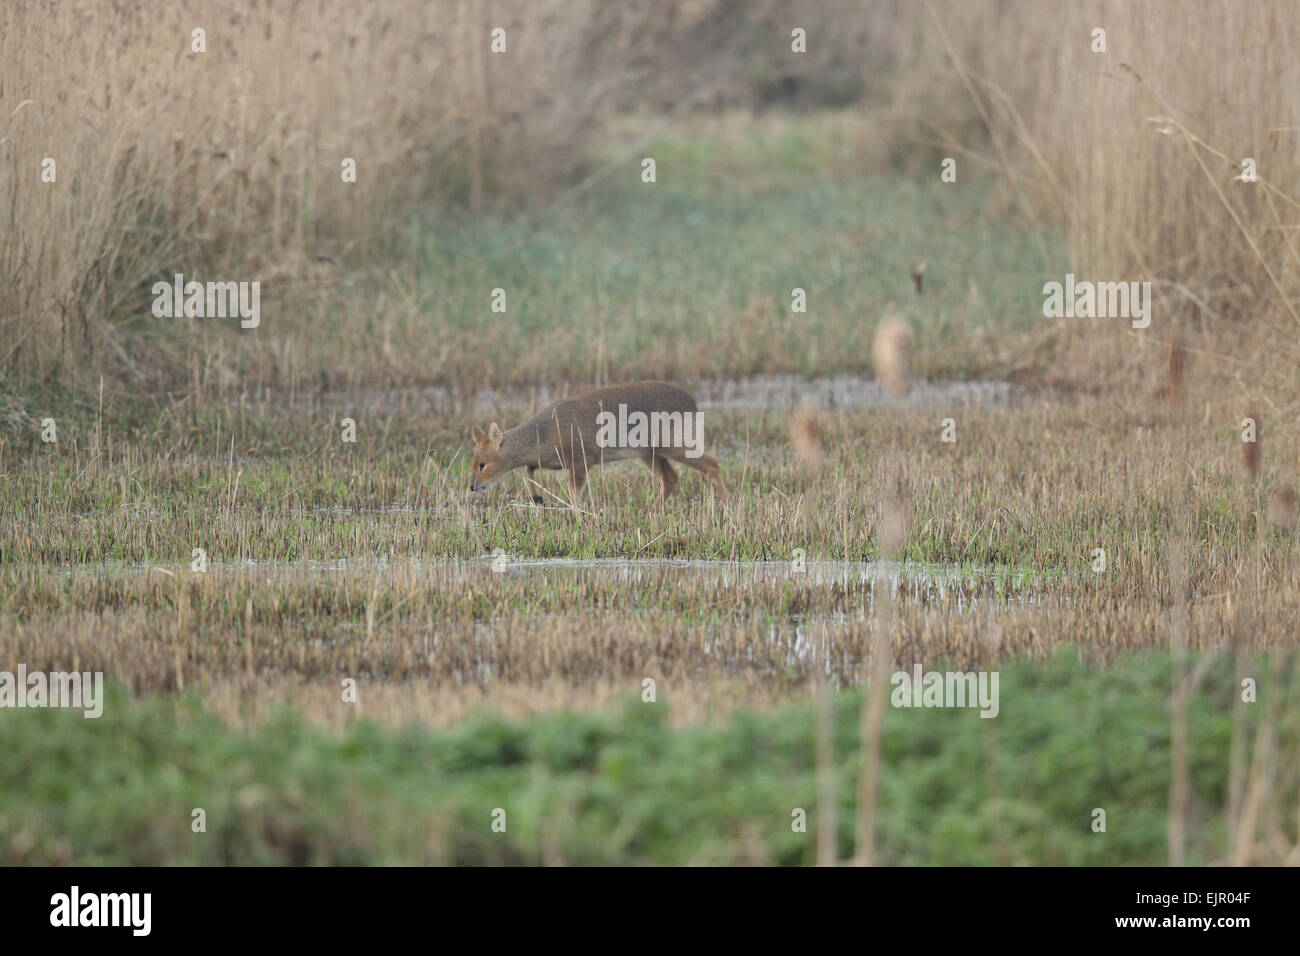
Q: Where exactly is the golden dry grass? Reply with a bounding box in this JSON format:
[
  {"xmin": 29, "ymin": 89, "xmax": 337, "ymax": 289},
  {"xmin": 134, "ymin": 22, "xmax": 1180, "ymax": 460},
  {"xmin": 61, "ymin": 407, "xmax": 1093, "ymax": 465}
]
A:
[
  {"xmin": 903, "ymin": 0, "xmax": 1300, "ymax": 392},
  {"xmin": 0, "ymin": 0, "xmax": 670, "ymax": 382}
]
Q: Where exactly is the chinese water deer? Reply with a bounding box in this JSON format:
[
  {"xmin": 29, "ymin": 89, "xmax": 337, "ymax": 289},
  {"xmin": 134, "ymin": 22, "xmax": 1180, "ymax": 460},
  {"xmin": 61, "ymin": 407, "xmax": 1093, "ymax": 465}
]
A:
[{"xmin": 469, "ymin": 381, "xmax": 725, "ymax": 503}]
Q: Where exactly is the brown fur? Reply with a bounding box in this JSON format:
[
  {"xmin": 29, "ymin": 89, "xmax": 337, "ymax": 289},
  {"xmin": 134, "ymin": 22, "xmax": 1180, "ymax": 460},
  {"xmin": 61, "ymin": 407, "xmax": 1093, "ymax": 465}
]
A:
[{"xmin": 469, "ymin": 381, "xmax": 725, "ymax": 502}]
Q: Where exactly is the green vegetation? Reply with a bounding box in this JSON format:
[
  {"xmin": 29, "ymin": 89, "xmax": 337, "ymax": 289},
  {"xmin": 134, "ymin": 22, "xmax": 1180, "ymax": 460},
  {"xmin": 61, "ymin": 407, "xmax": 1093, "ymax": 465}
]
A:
[
  {"xmin": 383, "ymin": 115, "xmax": 1061, "ymax": 389},
  {"xmin": 3, "ymin": 651, "xmax": 1288, "ymax": 865}
]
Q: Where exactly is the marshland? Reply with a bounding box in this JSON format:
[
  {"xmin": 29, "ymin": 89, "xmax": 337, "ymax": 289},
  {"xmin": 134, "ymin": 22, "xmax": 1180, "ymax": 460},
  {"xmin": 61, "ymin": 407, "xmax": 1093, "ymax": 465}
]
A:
[{"xmin": 2, "ymin": 0, "xmax": 1300, "ymax": 866}]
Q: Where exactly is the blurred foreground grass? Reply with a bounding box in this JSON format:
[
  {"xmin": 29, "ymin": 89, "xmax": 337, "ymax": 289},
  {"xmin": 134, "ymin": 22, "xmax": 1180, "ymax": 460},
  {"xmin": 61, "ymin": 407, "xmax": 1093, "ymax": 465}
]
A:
[{"xmin": 3, "ymin": 650, "xmax": 1291, "ymax": 865}]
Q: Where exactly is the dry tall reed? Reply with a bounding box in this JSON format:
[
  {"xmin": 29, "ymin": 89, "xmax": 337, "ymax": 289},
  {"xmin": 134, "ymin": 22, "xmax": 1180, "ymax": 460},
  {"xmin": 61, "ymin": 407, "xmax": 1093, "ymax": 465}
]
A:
[{"xmin": 0, "ymin": 0, "xmax": 662, "ymax": 385}]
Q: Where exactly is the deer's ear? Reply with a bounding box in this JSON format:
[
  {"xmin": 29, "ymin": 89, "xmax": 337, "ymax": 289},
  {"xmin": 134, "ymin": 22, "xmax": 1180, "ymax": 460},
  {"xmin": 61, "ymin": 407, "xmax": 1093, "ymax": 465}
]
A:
[
  {"xmin": 488, "ymin": 423, "xmax": 503, "ymax": 445},
  {"xmin": 471, "ymin": 426, "xmax": 485, "ymax": 444}
]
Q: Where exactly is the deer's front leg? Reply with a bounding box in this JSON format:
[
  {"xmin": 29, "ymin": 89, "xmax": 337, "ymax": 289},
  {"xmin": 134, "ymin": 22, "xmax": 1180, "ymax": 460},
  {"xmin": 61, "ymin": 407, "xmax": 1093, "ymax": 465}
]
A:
[{"xmin": 525, "ymin": 465, "xmax": 544, "ymax": 504}]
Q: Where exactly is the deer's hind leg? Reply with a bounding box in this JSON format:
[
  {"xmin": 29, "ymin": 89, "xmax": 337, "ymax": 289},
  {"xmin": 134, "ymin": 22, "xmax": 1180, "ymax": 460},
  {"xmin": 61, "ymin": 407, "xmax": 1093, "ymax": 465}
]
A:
[
  {"xmin": 671, "ymin": 452, "xmax": 726, "ymax": 500},
  {"xmin": 566, "ymin": 460, "xmax": 588, "ymax": 502},
  {"xmin": 643, "ymin": 453, "xmax": 678, "ymax": 502}
]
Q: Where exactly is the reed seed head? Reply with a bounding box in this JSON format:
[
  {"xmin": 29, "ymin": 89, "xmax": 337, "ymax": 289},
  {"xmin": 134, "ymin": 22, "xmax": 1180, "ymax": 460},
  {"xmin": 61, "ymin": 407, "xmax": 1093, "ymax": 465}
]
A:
[
  {"xmin": 1243, "ymin": 407, "xmax": 1261, "ymax": 483},
  {"xmin": 873, "ymin": 317, "xmax": 913, "ymax": 398},
  {"xmin": 1165, "ymin": 333, "xmax": 1184, "ymax": 407},
  {"xmin": 1268, "ymin": 484, "xmax": 1297, "ymax": 530},
  {"xmin": 791, "ymin": 405, "xmax": 825, "ymax": 469}
]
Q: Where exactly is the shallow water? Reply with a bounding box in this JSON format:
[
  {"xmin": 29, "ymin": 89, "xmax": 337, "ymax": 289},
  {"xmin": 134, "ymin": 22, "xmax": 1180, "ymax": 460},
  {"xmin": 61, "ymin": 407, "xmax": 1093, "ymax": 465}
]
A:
[
  {"xmin": 244, "ymin": 375, "xmax": 1013, "ymax": 416},
  {"xmin": 694, "ymin": 375, "xmax": 1012, "ymax": 411},
  {"xmin": 468, "ymin": 556, "xmax": 1050, "ymax": 611},
  {"xmin": 77, "ymin": 554, "xmax": 1049, "ymax": 612},
  {"xmin": 478, "ymin": 555, "xmax": 1027, "ymax": 587}
]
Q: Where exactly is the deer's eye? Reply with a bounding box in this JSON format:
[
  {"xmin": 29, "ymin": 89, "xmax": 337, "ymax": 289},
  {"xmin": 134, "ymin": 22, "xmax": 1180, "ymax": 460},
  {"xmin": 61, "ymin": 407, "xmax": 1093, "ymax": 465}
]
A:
[{"xmin": 478, "ymin": 463, "xmax": 486, "ymax": 471}]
